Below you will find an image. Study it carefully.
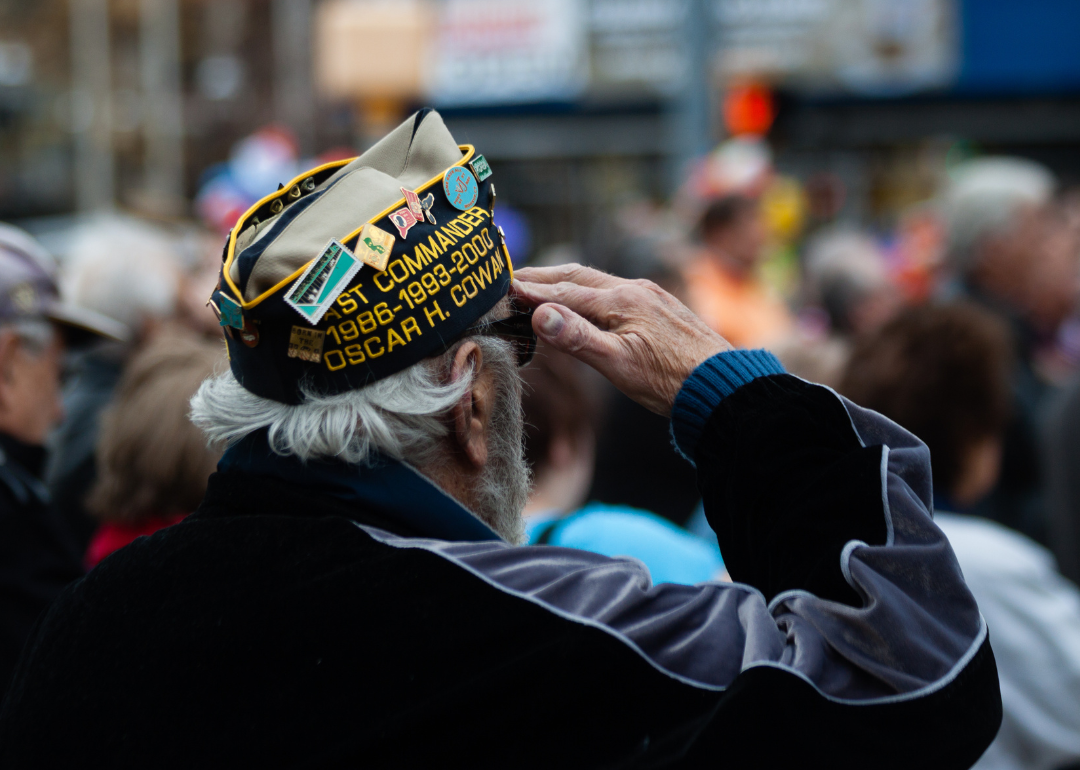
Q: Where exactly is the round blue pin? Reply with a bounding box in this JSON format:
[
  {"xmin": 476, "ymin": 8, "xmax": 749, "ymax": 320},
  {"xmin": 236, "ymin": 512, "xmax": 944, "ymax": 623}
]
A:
[{"xmin": 443, "ymin": 166, "xmax": 479, "ymax": 211}]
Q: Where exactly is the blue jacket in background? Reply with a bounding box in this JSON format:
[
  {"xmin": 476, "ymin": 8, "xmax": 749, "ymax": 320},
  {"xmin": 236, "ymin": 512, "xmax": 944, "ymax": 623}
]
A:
[{"xmin": 526, "ymin": 502, "xmax": 724, "ymax": 585}]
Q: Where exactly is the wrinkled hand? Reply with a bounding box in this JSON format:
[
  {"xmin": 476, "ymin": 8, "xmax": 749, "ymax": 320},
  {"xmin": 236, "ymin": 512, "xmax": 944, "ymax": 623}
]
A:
[{"xmin": 512, "ymin": 265, "xmax": 732, "ymax": 416}]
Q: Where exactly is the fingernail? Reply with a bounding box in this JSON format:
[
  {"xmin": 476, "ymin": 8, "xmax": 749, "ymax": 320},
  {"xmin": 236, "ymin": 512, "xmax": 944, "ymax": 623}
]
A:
[{"xmin": 536, "ymin": 307, "xmax": 565, "ymax": 338}]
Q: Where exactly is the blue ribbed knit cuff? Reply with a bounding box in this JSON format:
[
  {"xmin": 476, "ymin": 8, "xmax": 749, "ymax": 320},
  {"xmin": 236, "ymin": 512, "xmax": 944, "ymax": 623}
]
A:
[{"xmin": 670, "ymin": 349, "xmax": 785, "ymax": 462}]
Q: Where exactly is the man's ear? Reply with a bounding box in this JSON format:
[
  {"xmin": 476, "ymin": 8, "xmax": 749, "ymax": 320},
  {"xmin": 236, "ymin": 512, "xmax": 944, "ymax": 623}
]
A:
[{"xmin": 448, "ymin": 340, "xmax": 496, "ymax": 469}]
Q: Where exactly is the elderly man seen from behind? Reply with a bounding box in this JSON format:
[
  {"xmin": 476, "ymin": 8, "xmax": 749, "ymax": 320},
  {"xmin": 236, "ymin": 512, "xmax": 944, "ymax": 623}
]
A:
[{"xmin": 1, "ymin": 111, "xmax": 999, "ymax": 768}]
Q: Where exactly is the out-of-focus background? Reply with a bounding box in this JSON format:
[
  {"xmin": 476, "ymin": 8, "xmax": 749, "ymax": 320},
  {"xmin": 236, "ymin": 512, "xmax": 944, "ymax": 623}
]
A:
[
  {"xmin": 7, "ymin": 0, "xmax": 1080, "ymax": 548},
  {"xmin": 5, "ymin": 5, "xmax": 1080, "ymax": 764},
  {"xmin": 8, "ymin": 0, "xmax": 1080, "ymax": 558},
  {"xmin": 1, "ymin": 0, "xmax": 1077, "ymax": 250}
]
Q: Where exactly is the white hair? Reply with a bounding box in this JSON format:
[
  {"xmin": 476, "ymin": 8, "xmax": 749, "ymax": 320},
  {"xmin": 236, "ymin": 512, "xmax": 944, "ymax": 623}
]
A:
[
  {"xmin": 941, "ymin": 157, "xmax": 1055, "ymax": 273},
  {"xmin": 189, "ymin": 307, "xmax": 531, "ymax": 543},
  {"xmin": 191, "ymin": 345, "xmax": 481, "ymax": 468},
  {"xmin": 62, "ymin": 216, "xmax": 180, "ymax": 334}
]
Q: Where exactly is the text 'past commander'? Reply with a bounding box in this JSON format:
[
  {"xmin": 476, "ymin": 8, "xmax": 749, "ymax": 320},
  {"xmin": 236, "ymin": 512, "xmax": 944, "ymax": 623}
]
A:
[{"xmin": 0, "ymin": 110, "xmax": 1000, "ymax": 768}]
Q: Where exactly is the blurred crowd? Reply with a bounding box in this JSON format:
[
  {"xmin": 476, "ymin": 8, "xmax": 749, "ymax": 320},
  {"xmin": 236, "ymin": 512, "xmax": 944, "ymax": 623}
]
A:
[{"xmin": 1, "ymin": 129, "xmax": 1080, "ymax": 768}]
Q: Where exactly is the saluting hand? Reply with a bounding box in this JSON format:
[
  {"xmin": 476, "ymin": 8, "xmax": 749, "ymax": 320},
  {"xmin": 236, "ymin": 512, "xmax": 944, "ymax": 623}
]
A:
[{"xmin": 512, "ymin": 264, "xmax": 731, "ymax": 417}]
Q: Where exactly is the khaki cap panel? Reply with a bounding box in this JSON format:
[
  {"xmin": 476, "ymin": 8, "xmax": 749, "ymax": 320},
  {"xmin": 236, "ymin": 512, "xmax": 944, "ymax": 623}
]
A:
[
  {"xmin": 231, "ymin": 111, "xmax": 465, "ymax": 301},
  {"xmin": 336, "ymin": 110, "xmax": 463, "ymax": 187},
  {"xmin": 240, "ymin": 170, "xmax": 406, "ymax": 300},
  {"xmin": 233, "ymin": 217, "xmax": 273, "ymax": 257},
  {"xmin": 396, "ymin": 111, "xmax": 467, "ymax": 189}
]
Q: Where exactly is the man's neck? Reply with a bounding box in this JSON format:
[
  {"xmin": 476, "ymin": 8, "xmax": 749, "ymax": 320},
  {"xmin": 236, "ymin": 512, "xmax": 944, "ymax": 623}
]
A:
[
  {"xmin": 417, "ymin": 452, "xmax": 484, "ymax": 520},
  {"xmin": 216, "ymin": 431, "xmax": 503, "ymax": 542}
]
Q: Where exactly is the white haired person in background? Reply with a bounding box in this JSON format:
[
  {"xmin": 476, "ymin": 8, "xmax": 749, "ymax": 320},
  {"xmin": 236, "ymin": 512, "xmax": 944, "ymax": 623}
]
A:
[
  {"xmin": 45, "ymin": 217, "xmax": 183, "ymax": 552},
  {"xmin": 940, "ymin": 157, "xmax": 1080, "ymax": 546}
]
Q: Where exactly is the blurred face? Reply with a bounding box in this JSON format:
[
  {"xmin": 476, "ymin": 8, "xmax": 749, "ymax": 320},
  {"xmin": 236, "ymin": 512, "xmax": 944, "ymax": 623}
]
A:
[
  {"xmin": 1025, "ymin": 205, "xmax": 1080, "ymax": 331},
  {"xmin": 975, "ymin": 204, "xmax": 1080, "ymax": 331},
  {"xmin": 0, "ymin": 326, "xmax": 64, "ymax": 446},
  {"xmin": 851, "ymin": 284, "xmax": 904, "ymax": 337},
  {"xmin": 706, "ymin": 206, "xmax": 768, "ymax": 270}
]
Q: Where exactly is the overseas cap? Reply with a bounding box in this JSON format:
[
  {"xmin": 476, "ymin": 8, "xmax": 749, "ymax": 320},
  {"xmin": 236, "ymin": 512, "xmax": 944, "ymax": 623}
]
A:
[
  {"xmin": 212, "ymin": 109, "xmax": 510, "ymax": 405},
  {"xmin": 0, "ymin": 223, "xmax": 129, "ymax": 343}
]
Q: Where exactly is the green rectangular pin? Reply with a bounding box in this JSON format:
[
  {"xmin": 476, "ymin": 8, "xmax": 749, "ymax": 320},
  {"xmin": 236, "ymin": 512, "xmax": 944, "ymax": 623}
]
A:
[
  {"xmin": 283, "ymin": 239, "xmax": 362, "ymax": 325},
  {"xmin": 469, "ymin": 155, "xmax": 492, "ymax": 182}
]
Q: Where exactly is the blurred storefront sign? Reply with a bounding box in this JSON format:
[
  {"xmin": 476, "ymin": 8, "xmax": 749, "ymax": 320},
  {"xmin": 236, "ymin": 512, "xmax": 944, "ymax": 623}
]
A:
[
  {"xmin": 428, "ymin": 0, "xmax": 588, "ymax": 106},
  {"xmin": 2, "ymin": 0, "xmax": 1079, "ymax": 228},
  {"xmin": 958, "ymin": 0, "xmax": 1080, "ymax": 93},
  {"xmin": 715, "ymin": 0, "xmax": 958, "ymax": 96},
  {"xmin": 313, "ymin": 0, "xmax": 960, "ymax": 108},
  {"xmin": 314, "ymin": 0, "xmax": 433, "ymax": 143},
  {"xmin": 588, "ymin": 0, "xmax": 686, "ymax": 94},
  {"xmin": 314, "ymin": 0, "xmax": 432, "ymax": 102}
]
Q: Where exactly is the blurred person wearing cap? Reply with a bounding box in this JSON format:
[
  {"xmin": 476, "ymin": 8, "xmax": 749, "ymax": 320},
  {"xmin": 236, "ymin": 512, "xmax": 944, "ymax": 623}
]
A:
[
  {"xmin": 522, "ymin": 346, "xmax": 724, "ymax": 585},
  {"xmin": 942, "ymin": 157, "xmax": 1080, "ymax": 545},
  {"xmin": 681, "ymin": 194, "xmax": 793, "ymax": 349},
  {"xmin": 44, "ymin": 218, "xmax": 181, "ymax": 552},
  {"xmin": 0, "ymin": 224, "xmax": 124, "ymax": 701},
  {"xmin": 0, "ymin": 111, "xmax": 999, "ymax": 767},
  {"xmin": 841, "ymin": 303, "xmax": 1080, "ymax": 770}
]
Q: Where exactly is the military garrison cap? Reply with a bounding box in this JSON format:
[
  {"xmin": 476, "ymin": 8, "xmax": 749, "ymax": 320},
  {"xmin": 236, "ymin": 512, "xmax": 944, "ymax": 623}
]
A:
[
  {"xmin": 0, "ymin": 223, "xmax": 128, "ymax": 343},
  {"xmin": 212, "ymin": 109, "xmax": 511, "ymax": 405}
]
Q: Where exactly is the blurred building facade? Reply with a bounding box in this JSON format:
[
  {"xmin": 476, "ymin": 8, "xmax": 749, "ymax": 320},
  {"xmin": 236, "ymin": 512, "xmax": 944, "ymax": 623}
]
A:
[{"xmin": 2, "ymin": 0, "xmax": 1080, "ymax": 257}]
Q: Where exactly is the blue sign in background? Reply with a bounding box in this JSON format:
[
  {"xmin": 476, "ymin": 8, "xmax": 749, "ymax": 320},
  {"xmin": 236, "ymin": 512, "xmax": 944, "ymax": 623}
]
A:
[{"xmin": 958, "ymin": 0, "xmax": 1080, "ymax": 93}]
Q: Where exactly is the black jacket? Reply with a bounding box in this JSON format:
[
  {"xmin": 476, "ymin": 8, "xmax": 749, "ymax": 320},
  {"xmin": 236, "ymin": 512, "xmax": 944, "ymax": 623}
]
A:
[
  {"xmin": 0, "ymin": 370, "xmax": 1001, "ymax": 768},
  {"xmin": 0, "ymin": 433, "xmax": 83, "ymax": 701}
]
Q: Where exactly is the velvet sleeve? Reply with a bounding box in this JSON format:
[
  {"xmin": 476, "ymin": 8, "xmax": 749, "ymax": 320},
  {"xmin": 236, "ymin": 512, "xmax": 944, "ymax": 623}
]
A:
[{"xmin": 674, "ymin": 352, "xmax": 891, "ymax": 605}]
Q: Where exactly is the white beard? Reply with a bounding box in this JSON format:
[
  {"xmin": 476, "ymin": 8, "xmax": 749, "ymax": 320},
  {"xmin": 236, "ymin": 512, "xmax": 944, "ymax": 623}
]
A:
[{"xmin": 471, "ymin": 366, "xmax": 531, "ymax": 545}]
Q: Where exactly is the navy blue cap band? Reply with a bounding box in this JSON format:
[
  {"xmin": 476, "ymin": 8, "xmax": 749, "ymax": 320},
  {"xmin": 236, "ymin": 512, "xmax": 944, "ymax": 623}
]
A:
[{"xmin": 215, "ymin": 171, "xmax": 511, "ymax": 405}]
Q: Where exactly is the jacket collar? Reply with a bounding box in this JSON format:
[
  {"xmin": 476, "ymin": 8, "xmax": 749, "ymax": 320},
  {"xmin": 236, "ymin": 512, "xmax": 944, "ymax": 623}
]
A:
[{"xmin": 214, "ymin": 430, "xmax": 502, "ymax": 543}]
